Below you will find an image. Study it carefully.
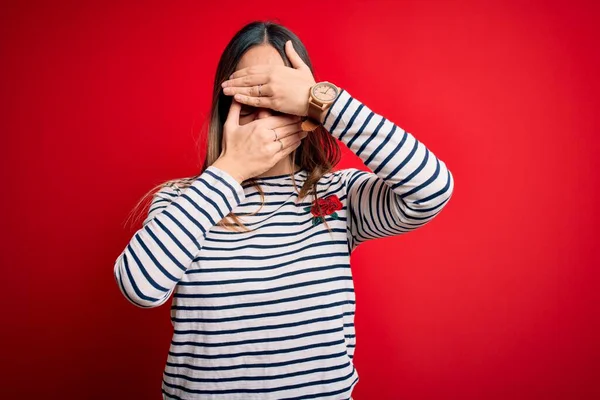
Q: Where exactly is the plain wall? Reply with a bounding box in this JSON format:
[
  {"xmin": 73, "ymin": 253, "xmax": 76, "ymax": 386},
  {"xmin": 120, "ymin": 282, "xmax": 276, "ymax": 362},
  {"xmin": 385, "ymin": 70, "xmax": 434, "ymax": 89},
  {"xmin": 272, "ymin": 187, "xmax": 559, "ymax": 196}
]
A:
[{"xmin": 2, "ymin": 0, "xmax": 599, "ymax": 398}]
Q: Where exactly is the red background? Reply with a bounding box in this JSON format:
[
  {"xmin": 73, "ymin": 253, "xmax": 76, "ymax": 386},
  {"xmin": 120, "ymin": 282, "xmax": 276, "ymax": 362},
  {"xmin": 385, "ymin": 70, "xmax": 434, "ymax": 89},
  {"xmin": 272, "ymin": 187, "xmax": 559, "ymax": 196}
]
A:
[{"xmin": 2, "ymin": 0, "xmax": 599, "ymax": 399}]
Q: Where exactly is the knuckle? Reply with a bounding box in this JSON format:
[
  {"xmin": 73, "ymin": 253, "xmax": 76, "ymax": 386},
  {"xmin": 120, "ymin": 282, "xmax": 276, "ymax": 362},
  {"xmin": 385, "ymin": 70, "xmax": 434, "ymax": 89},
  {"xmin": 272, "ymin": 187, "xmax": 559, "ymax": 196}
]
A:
[
  {"xmin": 272, "ymin": 97, "xmax": 281, "ymax": 109},
  {"xmin": 261, "ymin": 129, "xmax": 273, "ymax": 142},
  {"xmin": 262, "ymin": 144, "xmax": 273, "ymax": 156}
]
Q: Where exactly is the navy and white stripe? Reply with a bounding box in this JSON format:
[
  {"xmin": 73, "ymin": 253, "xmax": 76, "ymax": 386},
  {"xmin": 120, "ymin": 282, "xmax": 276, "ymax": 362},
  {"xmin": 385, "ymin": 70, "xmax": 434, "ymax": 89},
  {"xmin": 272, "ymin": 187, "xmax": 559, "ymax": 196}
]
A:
[
  {"xmin": 114, "ymin": 167, "xmax": 246, "ymax": 308},
  {"xmin": 323, "ymin": 89, "xmax": 454, "ymax": 251},
  {"xmin": 114, "ymin": 88, "xmax": 453, "ymax": 399}
]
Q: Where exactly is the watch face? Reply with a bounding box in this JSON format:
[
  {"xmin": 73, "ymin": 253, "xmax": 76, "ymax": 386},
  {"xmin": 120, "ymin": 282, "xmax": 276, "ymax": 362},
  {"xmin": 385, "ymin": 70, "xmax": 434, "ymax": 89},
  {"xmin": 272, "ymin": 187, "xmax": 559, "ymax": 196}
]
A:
[{"xmin": 312, "ymin": 82, "xmax": 339, "ymax": 102}]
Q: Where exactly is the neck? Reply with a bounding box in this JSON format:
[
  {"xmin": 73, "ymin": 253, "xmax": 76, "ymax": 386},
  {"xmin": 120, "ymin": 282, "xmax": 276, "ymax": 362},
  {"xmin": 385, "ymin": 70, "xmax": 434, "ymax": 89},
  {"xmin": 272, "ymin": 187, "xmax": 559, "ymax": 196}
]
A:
[{"xmin": 255, "ymin": 159, "xmax": 301, "ymax": 178}]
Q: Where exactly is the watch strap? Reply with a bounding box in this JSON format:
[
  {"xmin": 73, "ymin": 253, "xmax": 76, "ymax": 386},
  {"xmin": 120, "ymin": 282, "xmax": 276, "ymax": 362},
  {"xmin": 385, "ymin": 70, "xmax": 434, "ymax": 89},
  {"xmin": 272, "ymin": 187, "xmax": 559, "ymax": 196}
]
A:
[{"xmin": 301, "ymin": 116, "xmax": 320, "ymax": 132}]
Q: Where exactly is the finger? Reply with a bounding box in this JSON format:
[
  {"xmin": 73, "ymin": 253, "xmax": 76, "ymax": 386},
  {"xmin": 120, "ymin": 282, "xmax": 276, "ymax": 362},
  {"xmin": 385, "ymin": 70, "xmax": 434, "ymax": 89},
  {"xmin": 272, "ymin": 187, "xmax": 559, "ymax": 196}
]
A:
[
  {"xmin": 273, "ymin": 123, "xmax": 303, "ymax": 139},
  {"xmin": 233, "ymin": 93, "xmax": 273, "ymax": 109},
  {"xmin": 251, "ymin": 113, "xmax": 302, "ymax": 131},
  {"xmin": 285, "ymin": 40, "xmax": 308, "ymax": 70},
  {"xmin": 222, "ymin": 73, "xmax": 269, "ymax": 88},
  {"xmin": 223, "ymin": 83, "xmax": 273, "ymax": 98},
  {"xmin": 228, "ymin": 65, "xmax": 270, "ymax": 80},
  {"xmin": 226, "ymin": 98, "xmax": 241, "ymax": 127},
  {"xmin": 277, "ymin": 140, "xmax": 303, "ymax": 160},
  {"xmin": 270, "ymin": 131, "xmax": 307, "ymax": 154},
  {"xmin": 272, "ymin": 141, "xmax": 301, "ymax": 165}
]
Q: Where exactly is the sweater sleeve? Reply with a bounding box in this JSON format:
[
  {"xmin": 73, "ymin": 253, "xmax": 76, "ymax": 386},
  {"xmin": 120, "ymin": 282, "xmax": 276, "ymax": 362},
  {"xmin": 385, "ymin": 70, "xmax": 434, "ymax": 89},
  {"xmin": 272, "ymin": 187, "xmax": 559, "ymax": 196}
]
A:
[
  {"xmin": 113, "ymin": 165, "xmax": 246, "ymax": 308},
  {"xmin": 323, "ymin": 88, "xmax": 455, "ymax": 253}
]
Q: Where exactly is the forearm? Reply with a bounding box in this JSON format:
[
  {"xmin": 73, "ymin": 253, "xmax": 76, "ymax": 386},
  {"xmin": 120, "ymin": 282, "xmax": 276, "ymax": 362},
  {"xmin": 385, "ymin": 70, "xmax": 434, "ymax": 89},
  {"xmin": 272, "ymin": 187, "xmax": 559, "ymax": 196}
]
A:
[
  {"xmin": 322, "ymin": 87, "xmax": 454, "ymax": 250},
  {"xmin": 323, "ymin": 88, "xmax": 453, "ymax": 208},
  {"xmin": 113, "ymin": 165, "xmax": 245, "ymax": 308}
]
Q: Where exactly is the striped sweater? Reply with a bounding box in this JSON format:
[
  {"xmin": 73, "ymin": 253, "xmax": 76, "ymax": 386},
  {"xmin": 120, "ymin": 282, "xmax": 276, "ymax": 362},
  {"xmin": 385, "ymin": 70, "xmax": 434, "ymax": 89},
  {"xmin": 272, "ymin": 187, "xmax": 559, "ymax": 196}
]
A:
[{"xmin": 114, "ymin": 88, "xmax": 454, "ymax": 399}]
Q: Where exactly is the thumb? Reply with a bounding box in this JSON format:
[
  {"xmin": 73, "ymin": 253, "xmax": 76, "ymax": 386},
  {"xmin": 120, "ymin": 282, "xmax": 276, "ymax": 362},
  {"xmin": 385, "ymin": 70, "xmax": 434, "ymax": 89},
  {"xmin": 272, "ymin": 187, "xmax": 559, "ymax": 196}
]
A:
[
  {"xmin": 226, "ymin": 98, "xmax": 241, "ymax": 127},
  {"xmin": 285, "ymin": 40, "xmax": 308, "ymax": 70},
  {"xmin": 222, "ymin": 99, "xmax": 240, "ymax": 154}
]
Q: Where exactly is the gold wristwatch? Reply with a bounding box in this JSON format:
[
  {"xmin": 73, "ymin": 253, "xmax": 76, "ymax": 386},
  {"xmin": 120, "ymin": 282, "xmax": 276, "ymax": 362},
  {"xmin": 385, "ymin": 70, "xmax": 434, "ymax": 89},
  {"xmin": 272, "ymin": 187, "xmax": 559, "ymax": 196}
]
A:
[{"xmin": 300, "ymin": 81, "xmax": 340, "ymax": 132}]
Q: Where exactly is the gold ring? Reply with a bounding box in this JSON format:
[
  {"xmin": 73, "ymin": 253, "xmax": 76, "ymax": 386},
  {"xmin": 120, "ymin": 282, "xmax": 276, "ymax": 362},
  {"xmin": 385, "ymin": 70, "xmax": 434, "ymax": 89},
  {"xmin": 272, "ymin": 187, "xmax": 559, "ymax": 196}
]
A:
[
  {"xmin": 278, "ymin": 139, "xmax": 283, "ymax": 151},
  {"xmin": 272, "ymin": 128, "xmax": 278, "ymax": 140}
]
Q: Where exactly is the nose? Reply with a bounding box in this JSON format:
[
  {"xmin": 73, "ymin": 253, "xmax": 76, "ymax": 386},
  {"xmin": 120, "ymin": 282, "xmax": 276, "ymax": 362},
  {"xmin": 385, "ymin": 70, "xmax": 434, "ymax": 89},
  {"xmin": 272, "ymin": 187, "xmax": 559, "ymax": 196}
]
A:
[{"xmin": 254, "ymin": 108, "xmax": 273, "ymax": 120}]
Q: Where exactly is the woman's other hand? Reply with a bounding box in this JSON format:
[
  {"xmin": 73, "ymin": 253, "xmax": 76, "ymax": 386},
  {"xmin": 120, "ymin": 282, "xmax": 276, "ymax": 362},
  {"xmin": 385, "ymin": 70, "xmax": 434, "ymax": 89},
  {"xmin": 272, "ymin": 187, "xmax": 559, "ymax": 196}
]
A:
[
  {"xmin": 220, "ymin": 40, "xmax": 316, "ymax": 117},
  {"xmin": 212, "ymin": 99, "xmax": 308, "ymax": 183}
]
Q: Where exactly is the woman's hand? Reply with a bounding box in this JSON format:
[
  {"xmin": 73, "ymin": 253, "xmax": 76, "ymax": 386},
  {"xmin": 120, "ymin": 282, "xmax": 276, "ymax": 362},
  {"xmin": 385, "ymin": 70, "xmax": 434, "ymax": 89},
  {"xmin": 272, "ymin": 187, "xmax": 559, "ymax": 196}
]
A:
[
  {"xmin": 220, "ymin": 40, "xmax": 316, "ymax": 117},
  {"xmin": 212, "ymin": 99, "xmax": 308, "ymax": 183}
]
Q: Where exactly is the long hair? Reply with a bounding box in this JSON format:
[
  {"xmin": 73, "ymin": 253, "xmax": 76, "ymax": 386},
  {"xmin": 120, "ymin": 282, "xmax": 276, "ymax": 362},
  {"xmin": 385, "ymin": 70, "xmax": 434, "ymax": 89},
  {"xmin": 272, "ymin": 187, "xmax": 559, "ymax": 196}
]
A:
[{"xmin": 126, "ymin": 20, "xmax": 341, "ymax": 233}]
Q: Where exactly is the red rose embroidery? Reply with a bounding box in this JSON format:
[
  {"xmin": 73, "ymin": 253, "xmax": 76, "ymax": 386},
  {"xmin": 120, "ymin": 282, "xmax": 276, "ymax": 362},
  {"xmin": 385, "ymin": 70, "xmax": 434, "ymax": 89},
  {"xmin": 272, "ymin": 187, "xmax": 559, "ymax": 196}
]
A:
[{"xmin": 304, "ymin": 194, "xmax": 342, "ymax": 226}]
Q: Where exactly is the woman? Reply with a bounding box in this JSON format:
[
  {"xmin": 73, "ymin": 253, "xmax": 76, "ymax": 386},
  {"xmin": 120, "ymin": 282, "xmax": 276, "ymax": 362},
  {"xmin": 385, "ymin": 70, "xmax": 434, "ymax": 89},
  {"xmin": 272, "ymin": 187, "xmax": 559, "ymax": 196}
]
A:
[{"xmin": 114, "ymin": 20, "xmax": 454, "ymax": 400}]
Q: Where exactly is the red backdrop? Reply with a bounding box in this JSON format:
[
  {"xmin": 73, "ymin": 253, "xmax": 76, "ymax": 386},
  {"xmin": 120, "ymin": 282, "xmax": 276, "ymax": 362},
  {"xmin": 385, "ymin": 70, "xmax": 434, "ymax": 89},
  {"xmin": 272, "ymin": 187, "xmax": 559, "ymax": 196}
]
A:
[{"xmin": 2, "ymin": 0, "xmax": 599, "ymax": 399}]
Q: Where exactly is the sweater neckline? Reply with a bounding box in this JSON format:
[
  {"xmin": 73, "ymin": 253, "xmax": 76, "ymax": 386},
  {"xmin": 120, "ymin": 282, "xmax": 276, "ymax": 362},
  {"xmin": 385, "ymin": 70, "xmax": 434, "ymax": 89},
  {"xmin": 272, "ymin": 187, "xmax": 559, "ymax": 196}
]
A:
[{"xmin": 247, "ymin": 168, "xmax": 306, "ymax": 182}]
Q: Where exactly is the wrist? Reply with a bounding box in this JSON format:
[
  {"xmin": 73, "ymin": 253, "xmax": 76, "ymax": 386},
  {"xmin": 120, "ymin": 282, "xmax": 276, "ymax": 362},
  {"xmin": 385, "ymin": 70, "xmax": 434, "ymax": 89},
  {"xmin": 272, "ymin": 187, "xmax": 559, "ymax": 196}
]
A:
[
  {"xmin": 319, "ymin": 108, "xmax": 328, "ymax": 124},
  {"xmin": 305, "ymin": 82, "xmax": 339, "ymax": 124},
  {"xmin": 303, "ymin": 84, "xmax": 313, "ymax": 117},
  {"xmin": 211, "ymin": 158, "xmax": 246, "ymax": 184}
]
